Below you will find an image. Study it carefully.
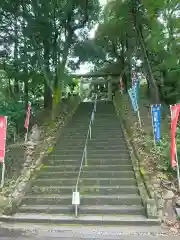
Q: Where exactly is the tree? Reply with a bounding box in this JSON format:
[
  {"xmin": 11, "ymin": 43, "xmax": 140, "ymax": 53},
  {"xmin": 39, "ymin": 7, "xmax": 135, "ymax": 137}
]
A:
[
  {"xmin": 0, "ymin": 0, "xmax": 100, "ymax": 137},
  {"xmin": 78, "ymin": 0, "xmax": 180, "ymax": 104}
]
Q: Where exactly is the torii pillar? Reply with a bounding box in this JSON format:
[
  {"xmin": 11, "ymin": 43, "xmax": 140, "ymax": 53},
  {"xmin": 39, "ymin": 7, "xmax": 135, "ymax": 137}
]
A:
[
  {"xmin": 107, "ymin": 76, "xmax": 112, "ymax": 101},
  {"xmin": 79, "ymin": 78, "xmax": 83, "ymax": 99}
]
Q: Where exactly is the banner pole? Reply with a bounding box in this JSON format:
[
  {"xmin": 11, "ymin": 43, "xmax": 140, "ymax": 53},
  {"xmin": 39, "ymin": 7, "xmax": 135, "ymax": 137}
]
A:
[
  {"xmin": 137, "ymin": 107, "xmax": 142, "ymax": 128},
  {"xmin": 151, "ymin": 105, "xmax": 156, "ymax": 148},
  {"xmin": 1, "ymin": 116, "xmax": 7, "ymax": 188},
  {"xmin": 175, "ymin": 142, "xmax": 180, "ymax": 192},
  {"xmin": 1, "ymin": 162, "xmax": 5, "ymax": 188},
  {"xmin": 25, "ymin": 127, "xmax": 29, "ymax": 143},
  {"xmin": 24, "ymin": 102, "xmax": 31, "ymax": 143}
]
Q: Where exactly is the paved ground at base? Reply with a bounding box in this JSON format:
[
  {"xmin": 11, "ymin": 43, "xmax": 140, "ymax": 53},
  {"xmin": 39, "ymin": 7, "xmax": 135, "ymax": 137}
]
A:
[{"xmin": 0, "ymin": 224, "xmax": 180, "ymax": 240}]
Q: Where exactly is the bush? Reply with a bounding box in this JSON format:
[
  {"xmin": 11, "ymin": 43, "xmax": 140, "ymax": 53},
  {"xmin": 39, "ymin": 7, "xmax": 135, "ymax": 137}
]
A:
[{"xmin": 155, "ymin": 127, "xmax": 180, "ymax": 174}]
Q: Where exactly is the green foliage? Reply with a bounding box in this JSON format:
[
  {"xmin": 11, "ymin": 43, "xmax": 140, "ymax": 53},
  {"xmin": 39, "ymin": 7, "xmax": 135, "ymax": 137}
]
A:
[
  {"xmin": 78, "ymin": 0, "xmax": 180, "ymax": 103},
  {"xmin": 0, "ymin": 97, "xmax": 24, "ymax": 140},
  {"xmin": 155, "ymin": 127, "xmax": 180, "ymax": 173},
  {"xmin": 0, "ymin": 0, "xmax": 100, "ymax": 136}
]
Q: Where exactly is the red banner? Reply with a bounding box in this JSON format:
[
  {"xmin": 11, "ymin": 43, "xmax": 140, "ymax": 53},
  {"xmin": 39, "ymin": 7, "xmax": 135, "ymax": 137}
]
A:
[
  {"xmin": 0, "ymin": 116, "xmax": 7, "ymax": 162},
  {"xmin": 24, "ymin": 103, "xmax": 31, "ymax": 129},
  {"xmin": 170, "ymin": 104, "xmax": 180, "ymax": 168}
]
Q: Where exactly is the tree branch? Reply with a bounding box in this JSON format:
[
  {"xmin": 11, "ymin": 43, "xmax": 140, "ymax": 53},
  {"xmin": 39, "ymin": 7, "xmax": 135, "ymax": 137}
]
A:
[{"xmin": 72, "ymin": 0, "xmax": 89, "ymax": 31}]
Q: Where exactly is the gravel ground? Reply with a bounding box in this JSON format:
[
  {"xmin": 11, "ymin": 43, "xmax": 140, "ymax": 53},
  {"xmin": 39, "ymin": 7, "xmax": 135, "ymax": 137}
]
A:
[{"xmin": 0, "ymin": 223, "xmax": 180, "ymax": 239}]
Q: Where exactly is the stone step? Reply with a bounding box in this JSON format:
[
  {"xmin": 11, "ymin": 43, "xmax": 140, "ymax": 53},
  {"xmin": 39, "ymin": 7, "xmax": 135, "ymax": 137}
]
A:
[
  {"xmin": 56, "ymin": 142, "xmax": 86, "ymax": 147},
  {"xmin": 42, "ymin": 165, "xmax": 133, "ymax": 172},
  {"xmin": 91, "ymin": 136, "xmax": 124, "ymax": 140},
  {"xmin": 90, "ymin": 139, "xmax": 126, "ymax": 144},
  {"xmin": 38, "ymin": 170, "xmax": 135, "ymax": 179},
  {"xmin": 88, "ymin": 143, "xmax": 127, "ymax": 148},
  {"xmin": 31, "ymin": 185, "xmax": 139, "ymax": 195},
  {"xmin": 62, "ymin": 131, "xmax": 89, "ymax": 136},
  {"xmin": 87, "ymin": 152, "xmax": 130, "ymax": 158},
  {"xmin": 92, "ymin": 120, "xmax": 120, "ymax": 124},
  {"xmin": 23, "ymin": 194, "xmax": 142, "ymax": 206},
  {"xmin": 33, "ymin": 178, "xmax": 136, "ymax": 186},
  {"xmin": 47, "ymin": 152, "xmax": 130, "ymax": 159},
  {"xmin": 0, "ymin": 214, "xmax": 160, "ymax": 226},
  {"xmin": 19, "ymin": 204, "xmax": 145, "ymax": 215},
  {"xmin": 50, "ymin": 149, "xmax": 129, "ymax": 155},
  {"xmin": 91, "ymin": 129, "xmax": 123, "ymax": 132},
  {"xmin": 52, "ymin": 149, "xmax": 85, "ymax": 154},
  {"xmin": 59, "ymin": 140, "xmax": 126, "ymax": 146},
  {"xmin": 43, "ymin": 160, "xmax": 81, "ymax": 165},
  {"xmin": 45, "ymin": 159, "xmax": 131, "ymax": 165},
  {"xmin": 60, "ymin": 136, "xmax": 88, "ymax": 140},
  {"xmin": 64, "ymin": 129, "xmax": 89, "ymax": 133},
  {"xmin": 87, "ymin": 146, "xmax": 129, "ymax": 151}
]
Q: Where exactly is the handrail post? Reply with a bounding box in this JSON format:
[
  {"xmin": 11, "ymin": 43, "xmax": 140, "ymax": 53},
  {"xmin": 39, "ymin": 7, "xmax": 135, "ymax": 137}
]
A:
[
  {"xmin": 89, "ymin": 124, "xmax": 92, "ymax": 139},
  {"xmin": 94, "ymin": 94, "xmax": 97, "ymax": 112},
  {"xmin": 92, "ymin": 112, "xmax": 94, "ymax": 123},
  {"xmin": 75, "ymin": 188, "xmax": 78, "ymax": 218},
  {"xmin": 85, "ymin": 145, "xmax": 87, "ymax": 166}
]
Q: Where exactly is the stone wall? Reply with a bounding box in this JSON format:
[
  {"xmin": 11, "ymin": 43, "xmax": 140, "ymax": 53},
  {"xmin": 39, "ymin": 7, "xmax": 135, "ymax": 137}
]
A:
[{"xmin": 113, "ymin": 93, "xmax": 159, "ymax": 219}]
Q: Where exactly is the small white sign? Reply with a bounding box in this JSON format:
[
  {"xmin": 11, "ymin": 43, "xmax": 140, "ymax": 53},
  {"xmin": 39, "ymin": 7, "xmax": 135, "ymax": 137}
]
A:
[
  {"xmin": 72, "ymin": 192, "xmax": 80, "ymax": 205},
  {"xmin": 92, "ymin": 112, "xmax": 94, "ymax": 122}
]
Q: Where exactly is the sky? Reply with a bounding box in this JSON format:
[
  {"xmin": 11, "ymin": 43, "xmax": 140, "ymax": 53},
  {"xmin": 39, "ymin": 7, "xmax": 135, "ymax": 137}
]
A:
[{"xmin": 75, "ymin": 0, "xmax": 107, "ymax": 74}]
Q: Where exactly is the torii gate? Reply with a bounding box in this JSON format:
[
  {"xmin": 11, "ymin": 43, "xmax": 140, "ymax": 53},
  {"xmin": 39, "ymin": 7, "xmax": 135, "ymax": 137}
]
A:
[{"xmin": 71, "ymin": 72, "xmax": 120, "ymax": 101}]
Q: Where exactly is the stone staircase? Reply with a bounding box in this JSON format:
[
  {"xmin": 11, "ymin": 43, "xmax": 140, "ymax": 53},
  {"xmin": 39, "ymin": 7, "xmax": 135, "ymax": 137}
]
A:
[{"xmin": 1, "ymin": 101, "xmax": 160, "ymax": 226}]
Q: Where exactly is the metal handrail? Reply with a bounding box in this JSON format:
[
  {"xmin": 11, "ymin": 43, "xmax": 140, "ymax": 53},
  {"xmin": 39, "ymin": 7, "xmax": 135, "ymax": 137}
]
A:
[{"xmin": 72, "ymin": 94, "xmax": 97, "ymax": 217}]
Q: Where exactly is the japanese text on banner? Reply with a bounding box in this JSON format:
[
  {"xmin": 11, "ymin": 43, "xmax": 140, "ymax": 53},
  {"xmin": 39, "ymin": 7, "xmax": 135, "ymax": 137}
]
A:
[
  {"xmin": 0, "ymin": 116, "xmax": 7, "ymax": 163},
  {"xmin": 151, "ymin": 105, "xmax": 161, "ymax": 141},
  {"xmin": 128, "ymin": 86, "xmax": 138, "ymax": 112}
]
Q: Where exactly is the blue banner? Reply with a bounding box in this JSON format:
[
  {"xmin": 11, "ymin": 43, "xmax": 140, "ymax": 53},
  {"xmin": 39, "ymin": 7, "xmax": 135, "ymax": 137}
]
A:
[
  {"xmin": 128, "ymin": 86, "xmax": 138, "ymax": 112},
  {"xmin": 134, "ymin": 80, "xmax": 140, "ymax": 103},
  {"xmin": 151, "ymin": 105, "xmax": 161, "ymax": 141}
]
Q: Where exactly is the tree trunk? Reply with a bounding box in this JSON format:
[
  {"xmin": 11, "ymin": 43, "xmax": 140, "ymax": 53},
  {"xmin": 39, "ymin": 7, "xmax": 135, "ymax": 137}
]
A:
[
  {"xmin": 125, "ymin": 37, "xmax": 131, "ymax": 89},
  {"xmin": 43, "ymin": 40, "xmax": 52, "ymax": 109},
  {"xmin": 24, "ymin": 75, "xmax": 28, "ymax": 107},
  {"xmin": 52, "ymin": 31, "xmax": 73, "ymax": 120},
  {"xmin": 44, "ymin": 81, "xmax": 52, "ymax": 108},
  {"xmin": 131, "ymin": 0, "xmax": 160, "ymax": 103},
  {"xmin": 13, "ymin": 14, "xmax": 19, "ymax": 98},
  {"xmin": 121, "ymin": 41, "xmax": 128, "ymax": 92}
]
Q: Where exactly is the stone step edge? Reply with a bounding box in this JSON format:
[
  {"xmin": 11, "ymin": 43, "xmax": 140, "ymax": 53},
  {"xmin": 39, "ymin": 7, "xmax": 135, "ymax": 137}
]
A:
[
  {"xmin": 20, "ymin": 204, "xmax": 144, "ymax": 211},
  {"xmin": 32, "ymin": 185, "xmax": 138, "ymax": 190},
  {"xmin": 34, "ymin": 177, "xmax": 135, "ymax": 181},
  {"xmin": 25, "ymin": 194, "xmax": 141, "ymax": 199},
  {"xmin": 0, "ymin": 214, "xmax": 160, "ymax": 225},
  {"xmin": 42, "ymin": 165, "xmax": 133, "ymax": 169},
  {"xmin": 38, "ymin": 172, "xmax": 134, "ymax": 176},
  {"xmin": 39, "ymin": 170, "xmax": 134, "ymax": 174}
]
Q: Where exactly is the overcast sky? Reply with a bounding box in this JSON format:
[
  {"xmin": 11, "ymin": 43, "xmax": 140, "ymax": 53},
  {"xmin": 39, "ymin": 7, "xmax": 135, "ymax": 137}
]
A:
[{"xmin": 99, "ymin": 0, "xmax": 107, "ymax": 5}]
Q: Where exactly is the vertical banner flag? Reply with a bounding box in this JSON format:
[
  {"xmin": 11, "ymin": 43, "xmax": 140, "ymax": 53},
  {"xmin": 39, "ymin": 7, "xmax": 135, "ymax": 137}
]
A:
[
  {"xmin": 170, "ymin": 104, "xmax": 180, "ymax": 168},
  {"xmin": 151, "ymin": 105, "xmax": 161, "ymax": 143},
  {"xmin": 128, "ymin": 87, "xmax": 138, "ymax": 112},
  {"xmin": 25, "ymin": 102, "xmax": 31, "ymax": 129},
  {"xmin": 0, "ymin": 116, "xmax": 7, "ymax": 163},
  {"xmin": 131, "ymin": 70, "xmax": 140, "ymax": 100},
  {"xmin": 128, "ymin": 83, "xmax": 141, "ymax": 127},
  {"xmin": 24, "ymin": 102, "xmax": 31, "ymax": 143},
  {"xmin": 132, "ymin": 70, "xmax": 137, "ymax": 86}
]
